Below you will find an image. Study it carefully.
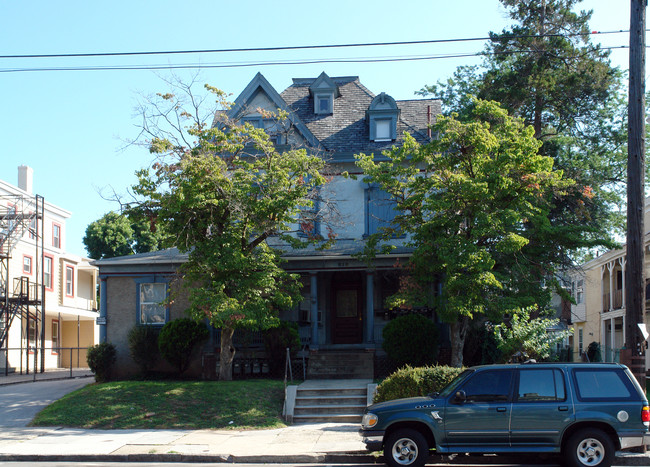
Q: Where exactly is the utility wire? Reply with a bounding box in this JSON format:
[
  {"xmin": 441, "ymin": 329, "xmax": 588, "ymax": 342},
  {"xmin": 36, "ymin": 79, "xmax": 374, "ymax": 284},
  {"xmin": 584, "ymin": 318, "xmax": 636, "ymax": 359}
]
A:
[
  {"xmin": 0, "ymin": 30, "xmax": 631, "ymax": 60},
  {"xmin": 0, "ymin": 45, "xmax": 631, "ymax": 74}
]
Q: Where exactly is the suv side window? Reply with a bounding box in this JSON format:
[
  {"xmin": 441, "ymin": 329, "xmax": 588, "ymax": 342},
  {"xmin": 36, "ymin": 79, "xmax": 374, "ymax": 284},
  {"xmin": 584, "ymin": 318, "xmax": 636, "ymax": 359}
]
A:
[
  {"xmin": 517, "ymin": 369, "xmax": 566, "ymax": 402},
  {"xmin": 573, "ymin": 368, "xmax": 635, "ymax": 401},
  {"xmin": 460, "ymin": 369, "xmax": 513, "ymax": 402}
]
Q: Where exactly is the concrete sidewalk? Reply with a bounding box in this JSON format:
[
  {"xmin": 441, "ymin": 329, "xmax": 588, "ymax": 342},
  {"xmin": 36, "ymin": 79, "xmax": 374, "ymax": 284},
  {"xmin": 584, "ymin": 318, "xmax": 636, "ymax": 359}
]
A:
[{"xmin": 0, "ymin": 423, "xmax": 373, "ymax": 463}]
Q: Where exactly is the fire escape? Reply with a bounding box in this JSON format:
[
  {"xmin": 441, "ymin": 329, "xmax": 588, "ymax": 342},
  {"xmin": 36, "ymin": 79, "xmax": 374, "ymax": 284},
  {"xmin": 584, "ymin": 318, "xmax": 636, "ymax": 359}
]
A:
[{"xmin": 0, "ymin": 194, "xmax": 44, "ymax": 375}]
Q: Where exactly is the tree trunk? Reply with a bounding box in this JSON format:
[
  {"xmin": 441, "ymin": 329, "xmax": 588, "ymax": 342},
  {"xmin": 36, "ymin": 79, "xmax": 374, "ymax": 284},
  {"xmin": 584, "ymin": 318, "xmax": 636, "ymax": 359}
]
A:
[
  {"xmin": 219, "ymin": 327, "xmax": 236, "ymax": 381},
  {"xmin": 449, "ymin": 316, "xmax": 469, "ymax": 368}
]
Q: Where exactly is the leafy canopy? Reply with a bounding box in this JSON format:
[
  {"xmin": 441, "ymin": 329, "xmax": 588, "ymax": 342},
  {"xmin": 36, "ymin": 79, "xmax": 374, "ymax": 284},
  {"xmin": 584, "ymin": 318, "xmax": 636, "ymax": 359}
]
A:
[
  {"xmin": 356, "ymin": 98, "xmax": 570, "ymax": 366},
  {"xmin": 130, "ymin": 82, "xmax": 328, "ymax": 334}
]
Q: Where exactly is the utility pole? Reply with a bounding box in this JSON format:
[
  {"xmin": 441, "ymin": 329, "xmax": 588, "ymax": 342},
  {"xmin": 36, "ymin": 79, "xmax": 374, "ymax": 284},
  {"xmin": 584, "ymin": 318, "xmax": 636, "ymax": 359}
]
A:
[{"xmin": 625, "ymin": 0, "xmax": 646, "ymax": 381}]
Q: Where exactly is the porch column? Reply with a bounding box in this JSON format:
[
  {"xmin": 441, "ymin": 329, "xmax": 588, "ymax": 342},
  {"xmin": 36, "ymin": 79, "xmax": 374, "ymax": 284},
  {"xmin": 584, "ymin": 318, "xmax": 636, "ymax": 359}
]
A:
[
  {"xmin": 608, "ymin": 262, "xmax": 614, "ymax": 311},
  {"xmin": 366, "ymin": 272, "xmax": 375, "ymax": 344},
  {"xmin": 310, "ymin": 273, "xmax": 319, "ymax": 350},
  {"xmin": 620, "ymin": 257, "xmax": 627, "ymax": 309},
  {"xmin": 611, "ymin": 317, "xmax": 616, "ymax": 359},
  {"xmin": 99, "ymin": 276, "xmax": 107, "ymax": 343}
]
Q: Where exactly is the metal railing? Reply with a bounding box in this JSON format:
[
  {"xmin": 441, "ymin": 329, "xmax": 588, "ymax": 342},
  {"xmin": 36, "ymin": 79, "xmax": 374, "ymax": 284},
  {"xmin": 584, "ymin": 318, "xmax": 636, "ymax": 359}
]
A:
[{"xmin": 1, "ymin": 346, "xmax": 90, "ymax": 380}]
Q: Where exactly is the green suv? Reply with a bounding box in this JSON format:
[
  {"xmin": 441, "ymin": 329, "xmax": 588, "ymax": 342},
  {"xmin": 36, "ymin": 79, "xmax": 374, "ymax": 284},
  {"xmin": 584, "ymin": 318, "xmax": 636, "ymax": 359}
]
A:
[{"xmin": 360, "ymin": 363, "xmax": 650, "ymax": 467}]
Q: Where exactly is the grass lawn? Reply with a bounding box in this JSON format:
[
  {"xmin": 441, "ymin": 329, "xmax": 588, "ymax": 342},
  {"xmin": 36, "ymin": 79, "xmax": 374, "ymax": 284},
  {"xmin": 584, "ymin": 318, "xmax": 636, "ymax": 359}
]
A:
[{"xmin": 31, "ymin": 379, "xmax": 287, "ymax": 430}]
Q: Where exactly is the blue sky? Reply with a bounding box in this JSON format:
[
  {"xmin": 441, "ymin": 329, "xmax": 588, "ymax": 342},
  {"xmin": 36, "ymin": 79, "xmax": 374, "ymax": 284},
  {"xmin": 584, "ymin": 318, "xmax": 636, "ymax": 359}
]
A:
[{"xmin": 0, "ymin": 0, "xmax": 633, "ymax": 256}]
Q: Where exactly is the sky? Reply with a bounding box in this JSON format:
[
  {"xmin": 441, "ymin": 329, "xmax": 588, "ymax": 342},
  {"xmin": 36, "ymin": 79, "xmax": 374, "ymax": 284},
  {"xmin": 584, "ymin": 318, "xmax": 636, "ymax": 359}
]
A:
[{"xmin": 0, "ymin": 0, "xmax": 634, "ymax": 257}]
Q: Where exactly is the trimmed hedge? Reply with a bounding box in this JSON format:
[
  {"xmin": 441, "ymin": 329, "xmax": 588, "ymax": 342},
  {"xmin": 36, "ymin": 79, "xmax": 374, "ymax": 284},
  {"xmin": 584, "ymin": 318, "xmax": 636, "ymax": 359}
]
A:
[{"xmin": 374, "ymin": 365, "xmax": 464, "ymax": 403}]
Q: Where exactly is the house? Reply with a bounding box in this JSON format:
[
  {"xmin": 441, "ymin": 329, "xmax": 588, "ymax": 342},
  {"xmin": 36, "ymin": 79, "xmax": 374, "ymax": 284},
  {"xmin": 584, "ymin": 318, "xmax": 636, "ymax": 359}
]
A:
[
  {"xmin": 569, "ymin": 196, "xmax": 650, "ymax": 367},
  {"xmin": 0, "ymin": 166, "xmax": 99, "ymax": 375},
  {"xmin": 94, "ymin": 72, "xmax": 441, "ymax": 379}
]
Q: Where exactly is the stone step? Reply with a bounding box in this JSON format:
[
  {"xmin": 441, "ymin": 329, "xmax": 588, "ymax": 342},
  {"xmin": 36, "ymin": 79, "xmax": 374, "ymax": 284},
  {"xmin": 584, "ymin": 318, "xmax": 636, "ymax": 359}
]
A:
[
  {"xmin": 292, "ymin": 413, "xmax": 363, "ymax": 424},
  {"xmin": 297, "ymin": 388, "xmax": 366, "ymax": 398},
  {"xmin": 296, "ymin": 395, "xmax": 367, "ymax": 406},
  {"xmin": 294, "ymin": 404, "xmax": 366, "ymax": 415}
]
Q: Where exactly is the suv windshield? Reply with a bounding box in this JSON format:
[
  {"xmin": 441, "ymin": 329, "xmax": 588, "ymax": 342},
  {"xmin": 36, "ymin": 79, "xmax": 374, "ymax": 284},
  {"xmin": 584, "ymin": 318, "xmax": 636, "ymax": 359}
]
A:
[{"xmin": 438, "ymin": 369, "xmax": 473, "ymax": 397}]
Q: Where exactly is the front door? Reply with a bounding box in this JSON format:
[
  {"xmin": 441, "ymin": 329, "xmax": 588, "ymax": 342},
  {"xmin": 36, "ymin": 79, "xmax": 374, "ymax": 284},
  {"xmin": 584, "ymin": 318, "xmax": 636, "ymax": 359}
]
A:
[{"xmin": 331, "ymin": 279, "xmax": 363, "ymax": 344}]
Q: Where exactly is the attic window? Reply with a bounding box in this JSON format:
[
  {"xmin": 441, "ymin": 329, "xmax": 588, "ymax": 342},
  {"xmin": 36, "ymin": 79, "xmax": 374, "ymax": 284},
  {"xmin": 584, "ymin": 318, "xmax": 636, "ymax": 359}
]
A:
[
  {"xmin": 367, "ymin": 92, "xmax": 399, "ymax": 142},
  {"xmin": 316, "ymin": 94, "xmax": 332, "ymax": 114},
  {"xmin": 375, "ymin": 120, "xmax": 391, "ymax": 141},
  {"xmin": 309, "ymin": 72, "xmax": 340, "ymax": 115}
]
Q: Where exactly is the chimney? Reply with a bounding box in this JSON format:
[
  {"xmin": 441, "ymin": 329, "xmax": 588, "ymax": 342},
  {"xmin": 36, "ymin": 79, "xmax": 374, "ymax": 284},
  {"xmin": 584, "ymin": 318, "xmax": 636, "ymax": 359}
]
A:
[{"xmin": 18, "ymin": 165, "xmax": 33, "ymax": 194}]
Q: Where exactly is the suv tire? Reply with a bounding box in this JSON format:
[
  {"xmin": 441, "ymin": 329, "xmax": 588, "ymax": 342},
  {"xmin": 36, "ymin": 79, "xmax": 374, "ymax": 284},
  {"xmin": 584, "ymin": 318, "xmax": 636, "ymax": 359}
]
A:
[
  {"xmin": 564, "ymin": 428, "xmax": 615, "ymax": 467},
  {"xmin": 384, "ymin": 428, "xmax": 429, "ymax": 467}
]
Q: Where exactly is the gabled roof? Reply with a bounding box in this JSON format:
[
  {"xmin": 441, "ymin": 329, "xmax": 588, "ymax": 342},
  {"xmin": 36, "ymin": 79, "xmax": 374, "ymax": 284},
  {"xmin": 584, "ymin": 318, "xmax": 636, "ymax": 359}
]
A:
[{"xmin": 226, "ymin": 72, "xmax": 324, "ymax": 151}]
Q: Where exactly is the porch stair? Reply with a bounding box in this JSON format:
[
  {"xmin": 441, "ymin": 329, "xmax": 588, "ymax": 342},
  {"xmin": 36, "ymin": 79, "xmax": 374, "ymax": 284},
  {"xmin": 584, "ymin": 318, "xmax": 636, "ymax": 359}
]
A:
[
  {"xmin": 292, "ymin": 379, "xmax": 371, "ymax": 424},
  {"xmin": 306, "ymin": 350, "xmax": 374, "ymax": 379}
]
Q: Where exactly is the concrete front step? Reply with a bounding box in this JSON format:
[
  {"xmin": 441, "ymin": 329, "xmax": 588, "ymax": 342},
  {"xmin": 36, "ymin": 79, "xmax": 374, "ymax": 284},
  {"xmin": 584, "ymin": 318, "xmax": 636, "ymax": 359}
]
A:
[
  {"xmin": 292, "ymin": 413, "xmax": 363, "ymax": 424},
  {"xmin": 296, "ymin": 396, "xmax": 367, "ymax": 406},
  {"xmin": 294, "ymin": 404, "xmax": 366, "ymax": 415},
  {"xmin": 286, "ymin": 379, "xmax": 374, "ymax": 424}
]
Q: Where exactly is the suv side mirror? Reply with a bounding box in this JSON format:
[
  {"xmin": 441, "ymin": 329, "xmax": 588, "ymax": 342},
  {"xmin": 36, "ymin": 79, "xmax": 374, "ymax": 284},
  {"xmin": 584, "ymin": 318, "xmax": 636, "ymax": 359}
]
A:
[{"xmin": 453, "ymin": 390, "xmax": 467, "ymax": 404}]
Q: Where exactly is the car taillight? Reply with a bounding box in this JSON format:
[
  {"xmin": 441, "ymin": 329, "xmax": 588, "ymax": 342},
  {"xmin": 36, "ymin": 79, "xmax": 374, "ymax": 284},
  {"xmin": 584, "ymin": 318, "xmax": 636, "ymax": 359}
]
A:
[{"xmin": 642, "ymin": 406, "xmax": 650, "ymax": 423}]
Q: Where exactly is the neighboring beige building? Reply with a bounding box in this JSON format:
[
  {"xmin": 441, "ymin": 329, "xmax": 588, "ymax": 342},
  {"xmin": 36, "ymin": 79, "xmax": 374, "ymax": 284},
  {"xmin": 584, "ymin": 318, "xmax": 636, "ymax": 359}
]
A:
[
  {"xmin": 570, "ymin": 196, "xmax": 650, "ymax": 366},
  {"xmin": 0, "ymin": 166, "xmax": 99, "ymax": 375}
]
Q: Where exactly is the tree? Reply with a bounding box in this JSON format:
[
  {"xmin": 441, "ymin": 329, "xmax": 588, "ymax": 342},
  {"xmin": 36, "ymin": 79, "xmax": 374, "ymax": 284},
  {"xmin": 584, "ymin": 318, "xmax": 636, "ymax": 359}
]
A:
[
  {"xmin": 492, "ymin": 307, "xmax": 573, "ymax": 362},
  {"xmin": 83, "ymin": 211, "xmax": 168, "ymax": 259},
  {"xmin": 356, "ymin": 99, "xmax": 570, "ymax": 367},
  {"xmin": 420, "ymin": 0, "xmax": 625, "ymax": 260},
  {"xmin": 128, "ymin": 77, "xmax": 329, "ymax": 380}
]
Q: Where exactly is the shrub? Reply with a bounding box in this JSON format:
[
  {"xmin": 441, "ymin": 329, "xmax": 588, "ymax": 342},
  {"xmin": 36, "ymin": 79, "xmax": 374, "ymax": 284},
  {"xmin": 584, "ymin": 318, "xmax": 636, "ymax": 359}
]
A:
[
  {"xmin": 463, "ymin": 322, "xmax": 501, "ymax": 366},
  {"xmin": 263, "ymin": 321, "xmax": 301, "ymax": 375},
  {"xmin": 374, "ymin": 365, "xmax": 464, "ymax": 403},
  {"xmin": 158, "ymin": 318, "xmax": 209, "ymax": 374},
  {"xmin": 127, "ymin": 325, "xmax": 161, "ymax": 376},
  {"xmin": 87, "ymin": 342, "xmax": 117, "ymax": 383},
  {"xmin": 586, "ymin": 341, "xmax": 602, "ymax": 362},
  {"xmin": 382, "ymin": 313, "xmax": 439, "ymax": 367}
]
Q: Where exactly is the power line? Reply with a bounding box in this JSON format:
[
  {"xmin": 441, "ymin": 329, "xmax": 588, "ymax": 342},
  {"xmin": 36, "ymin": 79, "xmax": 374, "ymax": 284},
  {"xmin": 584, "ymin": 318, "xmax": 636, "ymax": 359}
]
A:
[
  {"xmin": 0, "ymin": 30, "xmax": 631, "ymax": 61},
  {"xmin": 0, "ymin": 46, "xmax": 630, "ymax": 74}
]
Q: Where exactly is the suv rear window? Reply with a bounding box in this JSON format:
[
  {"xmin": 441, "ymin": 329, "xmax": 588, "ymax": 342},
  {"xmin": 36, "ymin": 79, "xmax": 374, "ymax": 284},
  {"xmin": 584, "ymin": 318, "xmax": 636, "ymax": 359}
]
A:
[
  {"xmin": 573, "ymin": 368, "xmax": 636, "ymax": 401},
  {"xmin": 517, "ymin": 368, "xmax": 566, "ymax": 402}
]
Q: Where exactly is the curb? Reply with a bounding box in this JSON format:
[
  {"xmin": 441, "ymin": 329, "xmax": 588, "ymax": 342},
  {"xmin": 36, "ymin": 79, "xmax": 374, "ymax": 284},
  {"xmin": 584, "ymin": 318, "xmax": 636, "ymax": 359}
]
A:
[
  {"xmin": 0, "ymin": 453, "xmax": 379, "ymax": 464},
  {"xmin": 0, "ymin": 452, "xmax": 648, "ymax": 465}
]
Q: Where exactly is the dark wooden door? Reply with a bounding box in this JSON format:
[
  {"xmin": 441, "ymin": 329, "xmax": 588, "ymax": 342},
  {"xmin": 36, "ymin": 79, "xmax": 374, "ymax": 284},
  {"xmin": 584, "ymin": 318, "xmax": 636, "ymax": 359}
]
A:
[{"xmin": 332, "ymin": 282, "xmax": 363, "ymax": 344}]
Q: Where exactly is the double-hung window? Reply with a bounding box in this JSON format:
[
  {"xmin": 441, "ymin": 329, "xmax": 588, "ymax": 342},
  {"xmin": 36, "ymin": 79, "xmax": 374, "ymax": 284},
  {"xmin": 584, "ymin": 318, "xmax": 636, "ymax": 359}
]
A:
[{"xmin": 138, "ymin": 282, "xmax": 168, "ymax": 325}]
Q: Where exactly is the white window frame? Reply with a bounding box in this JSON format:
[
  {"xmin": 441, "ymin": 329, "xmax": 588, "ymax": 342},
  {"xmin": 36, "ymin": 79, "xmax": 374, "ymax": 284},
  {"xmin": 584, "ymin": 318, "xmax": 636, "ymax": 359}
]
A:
[{"xmin": 138, "ymin": 282, "xmax": 168, "ymax": 325}]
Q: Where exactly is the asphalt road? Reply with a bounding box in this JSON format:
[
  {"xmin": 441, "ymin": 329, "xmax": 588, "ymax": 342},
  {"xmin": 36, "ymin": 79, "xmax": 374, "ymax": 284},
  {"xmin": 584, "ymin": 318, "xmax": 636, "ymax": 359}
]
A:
[{"xmin": 0, "ymin": 378, "xmax": 91, "ymax": 427}]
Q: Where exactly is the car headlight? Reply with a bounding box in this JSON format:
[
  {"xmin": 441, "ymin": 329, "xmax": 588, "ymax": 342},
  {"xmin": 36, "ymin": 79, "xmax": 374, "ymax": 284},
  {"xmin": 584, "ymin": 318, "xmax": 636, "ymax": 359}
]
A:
[{"xmin": 362, "ymin": 413, "xmax": 378, "ymax": 429}]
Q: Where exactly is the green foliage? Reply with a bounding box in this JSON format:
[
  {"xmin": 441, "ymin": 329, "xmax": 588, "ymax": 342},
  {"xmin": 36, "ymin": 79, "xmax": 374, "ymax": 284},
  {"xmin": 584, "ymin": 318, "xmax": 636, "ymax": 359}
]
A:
[
  {"xmin": 158, "ymin": 318, "xmax": 209, "ymax": 374},
  {"xmin": 127, "ymin": 80, "xmax": 331, "ymax": 380},
  {"xmin": 127, "ymin": 325, "xmax": 161, "ymax": 376},
  {"xmin": 83, "ymin": 212, "xmax": 134, "ymax": 259},
  {"xmin": 587, "ymin": 341, "xmax": 602, "ymax": 362},
  {"xmin": 262, "ymin": 321, "xmax": 301, "ymax": 374},
  {"xmin": 492, "ymin": 307, "xmax": 573, "ymax": 362},
  {"xmin": 419, "ymin": 0, "xmax": 625, "ymax": 258},
  {"xmin": 382, "ymin": 314, "xmax": 439, "ymax": 368},
  {"xmin": 374, "ymin": 365, "xmax": 464, "ymax": 403},
  {"xmin": 357, "ymin": 98, "xmax": 569, "ymax": 366},
  {"xmin": 86, "ymin": 342, "xmax": 117, "ymax": 383},
  {"xmin": 463, "ymin": 322, "xmax": 502, "ymax": 366},
  {"xmin": 83, "ymin": 211, "xmax": 169, "ymax": 260}
]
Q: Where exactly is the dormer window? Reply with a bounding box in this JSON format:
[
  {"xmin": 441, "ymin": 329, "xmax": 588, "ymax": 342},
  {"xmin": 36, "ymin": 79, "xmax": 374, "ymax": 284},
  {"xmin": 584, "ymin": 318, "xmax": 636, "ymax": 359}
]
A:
[
  {"xmin": 309, "ymin": 72, "xmax": 340, "ymax": 115},
  {"xmin": 316, "ymin": 95, "xmax": 332, "ymax": 114},
  {"xmin": 368, "ymin": 92, "xmax": 399, "ymax": 142}
]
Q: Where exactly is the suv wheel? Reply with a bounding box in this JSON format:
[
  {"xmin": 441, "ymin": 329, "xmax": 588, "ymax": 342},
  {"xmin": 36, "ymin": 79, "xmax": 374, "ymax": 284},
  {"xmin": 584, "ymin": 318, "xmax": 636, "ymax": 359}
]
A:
[
  {"xmin": 384, "ymin": 428, "xmax": 429, "ymax": 467},
  {"xmin": 564, "ymin": 428, "xmax": 614, "ymax": 467}
]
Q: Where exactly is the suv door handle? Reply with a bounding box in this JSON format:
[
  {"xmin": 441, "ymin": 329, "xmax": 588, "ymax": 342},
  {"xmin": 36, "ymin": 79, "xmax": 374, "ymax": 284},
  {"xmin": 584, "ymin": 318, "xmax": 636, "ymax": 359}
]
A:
[
  {"xmin": 558, "ymin": 406, "xmax": 568, "ymax": 411},
  {"xmin": 496, "ymin": 407, "xmax": 507, "ymax": 412}
]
